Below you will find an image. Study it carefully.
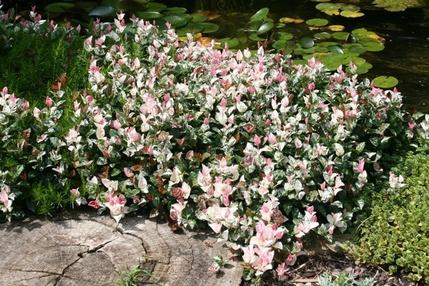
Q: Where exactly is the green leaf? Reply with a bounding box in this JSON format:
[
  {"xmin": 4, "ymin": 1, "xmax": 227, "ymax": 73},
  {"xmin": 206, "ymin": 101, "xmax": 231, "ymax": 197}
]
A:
[
  {"xmin": 220, "ymin": 37, "xmax": 240, "ymax": 49},
  {"xmin": 164, "ymin": 7, "xmax": 188, "ymax": 14},
  {"xmin": 257, "ymin": 22, "xmax": 274, "ymax": 34},
  {"xmin": 272, "ymin": 40, "xmax": 286, "ymax": 50},
  {"xmin": 191, "ymin": 13, "xmax": 208, "ymax": 23},
  {"xmin": 314, "ymin": 32, "xmax": 332, "ymax": 40},
  {"xmin": 145, "ymin": 2, "xmax": 167, "ymax": 12},
  {"xmin": 328, "ymin": 45, "xmax": 344, "ymax": 54},
  {"xmin": 362, "ymin": 41, "xmax": 385, "ymax": 52},
  {"xmin": 373, "ymin": 0, "xmax": 425, "ymax": 11},
  {"xmin": 299, "ymin": 37, "xmax": 315, "ymax": 49},
  {"xmin": 278, "ymin": 32, "xmax": 294, "ymax": 41},
  {"xmin": 332, "ymin": 32, "xmax": 350, "ymax": 41},
  {"xmin": 373, "ymin": 76, "xmax": 399, "ymax": 88},
  {"xmin": 163, "ymin": 14, "xmax": 188, "ymax": 28},
  {"xmin": 45, "ymin": 2, "xmax": 75, "ymax": 13},
  {"xmin": 249, "ymin": 33, "xmax": 265, "ymax": 42},
  {"xmin": 340, "ymin": 10, "xmax": 365, "ymax": 17},
  {"xmin": 198, "ymin": 22, "xmax": 219, "ymax": 34},
  {"xmin": 136, "ymin": 11, "xmax": 163, "ymax": 20},
  {"xmin": 305, "ymin": 18, "xmax": 329, "ymax": 27},
  {"xmin": 88, "ymin": 5, "xmax": 115, "ymax": 17},
  {"xmin": 250, "ymin": 8, "xmax": 269, "ymax": 22}
]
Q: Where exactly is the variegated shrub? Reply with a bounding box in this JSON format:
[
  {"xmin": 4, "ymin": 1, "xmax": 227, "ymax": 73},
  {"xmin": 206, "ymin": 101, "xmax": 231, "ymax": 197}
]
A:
[{"xmin": 0, "ymin": 9, "xmax": 426, "ymax": 279}]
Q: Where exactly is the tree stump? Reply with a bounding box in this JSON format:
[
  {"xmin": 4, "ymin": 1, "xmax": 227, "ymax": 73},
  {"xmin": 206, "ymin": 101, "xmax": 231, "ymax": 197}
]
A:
[{"xmin": 0, "ymin": 212, "xmax": 243, "ymax": 286}]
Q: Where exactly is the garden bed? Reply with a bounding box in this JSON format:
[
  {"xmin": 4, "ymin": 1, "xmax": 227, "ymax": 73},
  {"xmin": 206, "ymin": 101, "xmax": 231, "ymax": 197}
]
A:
[{"xmin": 0, "ymin": 4, "xmax": 429, "ymax": 285}]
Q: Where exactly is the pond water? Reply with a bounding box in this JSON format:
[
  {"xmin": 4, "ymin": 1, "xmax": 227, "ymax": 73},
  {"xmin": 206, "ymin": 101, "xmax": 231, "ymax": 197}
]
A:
[{"xmin": 162, "ymin": 0, "xmax": 429, "ymax": 112}]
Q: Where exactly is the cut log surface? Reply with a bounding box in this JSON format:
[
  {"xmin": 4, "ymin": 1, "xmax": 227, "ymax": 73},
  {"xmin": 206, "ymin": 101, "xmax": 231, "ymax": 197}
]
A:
[{"xmin": 0, "ymin": 212, "xmax": 243, "ymax": 286}]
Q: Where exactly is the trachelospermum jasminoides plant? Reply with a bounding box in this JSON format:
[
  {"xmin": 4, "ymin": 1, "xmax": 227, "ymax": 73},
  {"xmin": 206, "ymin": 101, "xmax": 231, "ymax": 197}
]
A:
[{"xmin": 0, "ymin": 9, "xmax": 424, "ymax": 280}]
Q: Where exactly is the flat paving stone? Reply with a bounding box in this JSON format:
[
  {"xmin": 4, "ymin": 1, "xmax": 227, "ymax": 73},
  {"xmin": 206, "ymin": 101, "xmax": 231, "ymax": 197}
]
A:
[{"xmin": 0, "ymin": 212, "xmax": 242, "ymax": 286}]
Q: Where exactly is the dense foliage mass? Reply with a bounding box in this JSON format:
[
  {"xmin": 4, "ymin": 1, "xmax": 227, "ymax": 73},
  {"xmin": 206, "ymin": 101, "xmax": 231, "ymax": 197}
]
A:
[
  {"xmin": 0, "ymin": 7, "xmax": 427, "ymax": 280},
  {"xmin": 0, "ymin": 6, "xmax": 88, "ymax": 105},
  {"xmin": 353, "ymin": 147, "xmax": 429, "ymax": 283}
]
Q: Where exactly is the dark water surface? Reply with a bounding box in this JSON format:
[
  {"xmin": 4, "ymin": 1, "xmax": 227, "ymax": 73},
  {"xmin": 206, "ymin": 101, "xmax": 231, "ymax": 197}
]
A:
[{"xmin": 163, "ymin": 0, "xmax": 429, "ymax": 112}]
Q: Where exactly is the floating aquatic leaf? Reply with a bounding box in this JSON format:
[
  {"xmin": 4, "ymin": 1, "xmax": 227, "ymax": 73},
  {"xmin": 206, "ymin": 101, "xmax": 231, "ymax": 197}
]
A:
[
  {"xmin": 273, "ymin": 40, "xmax": 287, "ymax": 50},
  {"xmin": 317, "ymin": 41, "xmax": 340, "ymax": 47},
  {"xmin": 373, "ymin": 76, "xmax": 399, "ymax": 88},
  {"xmin": 89, "ymin": 5, "xmax": 115, "ymax": 17},
  {"xmin": 136, "ymin": 11, "xmax": 163, "ymax": 20},
  {"xmin": 181, "ymin": 23, "xmax": 203, "ymax": 34},
  {"xmin": 190, "ymin": 13, "xmax": 208, "ymax": 23},
  {"xmin": 316, "ymin": 3, "xmax": 364, "ymax": 18},
  {"xmin": 340, "ymin": 10, "xmax": 365, "ymax": 17},
  {"xmin": 250, "ymin": 8, "xmax": 269, "ymax": 22},
  {"xmin": 249, "ymin": 33, "xmax": 265, "ymax": 42},
  {"xmin": 314, "ymin": 32, "xmax": 332, "ymax": 40},
  {"xmin": 362, "ymin": 40, "xmax": 385, "ymax": 52},
  {"xmin": 352, "ymin": 28, "xmax": 384, "ymax": 42},
  {"xmin": 279, "ymin": 17, "xmax": 304, "ymax": 24},
  {"xmin": 198, "ymin": 22, "xmax": 219, "ymax": 34},
  {"xmin": 328, "ymin": 25, "xmax": 345, "ymax": 32},
  {"xmin": 163, "ymin": 14, "xmax": 188, "ymax": 28},
  {"xmin": 164, "ymin": 7, "xmax": 188, "ymax": 15},
  {"xmin": 333, "ymin": 32, "xmax": 350, "ymax": 41},
  {"xmin": 278, "ymin": 32, "xmax": 294, "ymax": 41},
  {"xmin": 145, "ymin": 2, "xmax": 167, "ymax": 12},
  {"xmin": 306, "ymin": 18, "xmax": 329, "ymax": 27},
  {"xmin": 328, "ymin": 45, "xmax": 344, "ymax": 54},
  {"xmin": 219, "ymin": 38, "xmax": 240, "ymax": 49},
  {"xmin": 373, "ymin": 0, "xmax": 425, "ymax": 11},
  {"xmin": 344, "ymin": 43, "xmax": 368, "ymax": 54},
  {"xmin": 354, "ymin": 62, "xmax": 373, "ymax": 74},
  {"xmin": 257, "ymin": 22, "xmax": 274, "ymax": 34},
  {"xmin": 299, "ymin": 37, "xmax": 315, "ymax": 49},
  {"xmin": 45, "ymin": 2, "xmax": 75, "ymax": 13}
]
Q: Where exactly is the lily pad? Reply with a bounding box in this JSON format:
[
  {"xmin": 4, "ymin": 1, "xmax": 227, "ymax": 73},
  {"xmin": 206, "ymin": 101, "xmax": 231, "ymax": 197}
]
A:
[
  {"xmin": 249, "ymin": 33, "xmax": 266, "ymax": 42},
  {"xmin": 198, "ymin": 22, "xmax": 219, "ymax": 34},
  {"xmin": 279, "ymin": 17, "xmax": 304, "ymax": 24},
  {"xmin": 314, "ymin": 32, "xmax": 332, "ymax": 40},
  {"xmin": 332, "ymin": 32, "xmax": 350, "ymax": 41},
  {"xmin": 299, "ymin": 37, "xmax": 315, "ymax": 49},
  {"xmin": 164, "ymin": 7, "xmax": 187, "ymax": 15},
  {"xmin": 257, "ymin": 22, "xmax": 274, "ymax": 34},
  {"xmin": 316, "ymin": 3, "xmax": 363, "ymax": 18},
  {"xmin": 145, "ymin": 2, "xmax": 167, "ymax": 12},
  {"xmin": 328, "ymin": 45, "xmax": 344, "ymax": 54},
  {"xmin": 306, "ymin": 18, "xmax": 329, "ymax": 27},
  {"xmin": 136, "ymin": 11, "xmax": 163, "ymax": 20},
  {"xmin": 182, "ymin": 23, "xmax": 203, "ymax": 34},
  {"xmin": 362, "ymin": 40, "xmax": 385, "ymax": 52},
  {"xmin": 88, "ymin": 5, "xmax": 115, "ymax": 17},
  {"xmin": 163, "ymin": 14, "xmax": 188, "ymax": 28},
  {"xmin": 354, "ymin": 62, "xmax": 373, "ymax": 74},
  {"xmin": 373, "ymin": 0, "xmax": 425, "ymax": 11},
  {"xmin": 45, "ymin": 2, "xmax": 75, "ymax": 13},
  {"xmin": 340, "ymin": 10, "xmax": 365, "ymax": 17},
  {"xmin": 250, "ymin": 8, "xmax": 269, "ymax": 22},
  {"xmin": 273, "ymin": 40, "xmax": 287, "ymax": 50},
  {"xmin": 343, "ymin": 43, "xmax": 368, "ymax": 54},
  {"xmin": 219, "ymin": 38, "xmax": 240, "ymax": 49},
  {"xmin": 328, "ymin": 25, "xmax": 345, "ymax": 32},
  {"xmin": 191, "ymin": 13, "xmax": 208, "ymax": 23},
  {"xmin": 278, "ymin": 32, "xmax": 294, "ymax": 41},
  {"xmin": 373, "ymin": 76, "xmax": 399, "ymax": 88}
]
